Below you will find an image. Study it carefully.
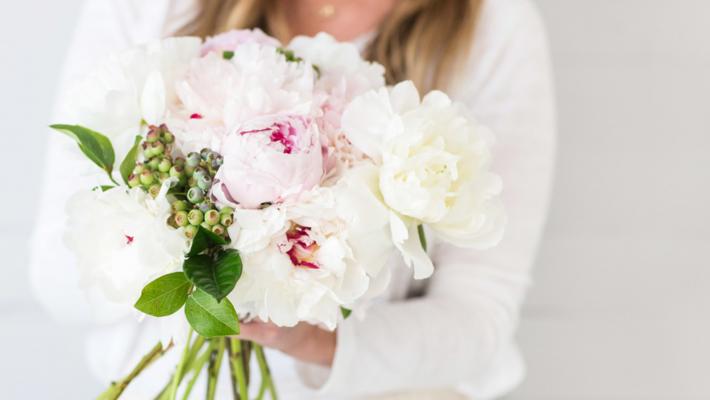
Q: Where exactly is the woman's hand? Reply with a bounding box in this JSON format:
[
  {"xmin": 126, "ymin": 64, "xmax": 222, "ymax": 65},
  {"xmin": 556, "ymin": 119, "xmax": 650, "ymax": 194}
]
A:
[{"xmin": 238, "ymin": 320, "xmax": 336, "ymax": 367}]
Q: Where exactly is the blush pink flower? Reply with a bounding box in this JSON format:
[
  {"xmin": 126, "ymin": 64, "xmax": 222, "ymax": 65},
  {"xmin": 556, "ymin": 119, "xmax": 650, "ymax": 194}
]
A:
[
  {"xmin": 201, "ymin": 29, "xmax": 281, "ymax": 56},
  {"xmin": 212, "ymin": 115, "xmax": 324, "ymax": 209}
]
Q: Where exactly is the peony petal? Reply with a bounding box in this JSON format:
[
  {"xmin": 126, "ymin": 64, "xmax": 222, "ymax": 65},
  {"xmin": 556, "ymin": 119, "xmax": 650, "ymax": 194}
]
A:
[
  {"xmin": 140, "ymin": 71, "xmax": 166, "ymax": 125},
  {"xmin": 388, "ymin": 212, "xmax": 434, "ymax": 279}
]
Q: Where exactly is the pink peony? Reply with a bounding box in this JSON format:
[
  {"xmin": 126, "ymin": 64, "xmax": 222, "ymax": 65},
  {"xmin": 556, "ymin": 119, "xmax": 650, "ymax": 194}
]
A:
[
  {"xmin": 212, "ymin": 115, "xmax": 324, "ymax": 209},
  {"xmin": 201, "ymin": 29, "xmax": 281, "ymax": 56}
]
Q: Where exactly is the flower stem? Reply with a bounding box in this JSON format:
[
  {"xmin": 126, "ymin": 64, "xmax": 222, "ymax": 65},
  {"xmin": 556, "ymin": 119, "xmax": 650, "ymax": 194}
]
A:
[
  {"xmin": 228, "ymin": 338, "xmax": 249, "ymax": 399},
  {"xmin": 206, "ymin": 339, "xmax": 225, "ymax": 400},
  {"xmin": 167, "ymin": 329, "xmax": 193, "ymax": 399},
  {"xmin": 254, "ymin": 344, "xmax": 278, "ymax": 400},
  {"xmin": 97, "ymin": 341, "xmax": 173, "ymax": 400},
  {"xmin": 155, "ymin": 334, "xmax": 206, "ymax": 399},
  {"xmin": 180, "ymin": 345, "xmax": 212, "ymax": 400}
]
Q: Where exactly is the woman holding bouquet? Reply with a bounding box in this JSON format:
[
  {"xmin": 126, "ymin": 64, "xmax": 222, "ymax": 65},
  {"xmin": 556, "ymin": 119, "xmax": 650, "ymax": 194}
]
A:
[{"xmin": 31, "ymin": 0, "xmax": 555, "ymax": 398}]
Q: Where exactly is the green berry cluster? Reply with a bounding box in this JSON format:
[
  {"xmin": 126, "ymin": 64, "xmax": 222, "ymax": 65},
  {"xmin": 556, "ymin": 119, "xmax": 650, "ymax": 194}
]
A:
[
  {"xmin": 168, "ymin": 148, "xmax": 231, "ymax": 239},
  {"xmin": 128, "ymin": 124, "xmax": 233, "ymax": 240},
  {"xmin": 127, "ymin": 124, "xmax": 181, "ymax": 197}
]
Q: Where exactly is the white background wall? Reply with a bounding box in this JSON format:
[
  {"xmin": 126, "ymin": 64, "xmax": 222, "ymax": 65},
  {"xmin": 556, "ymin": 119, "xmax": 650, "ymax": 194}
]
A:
[{"xmin": 1, "ymin": 0, "xmax": 708, "ymax": 399}]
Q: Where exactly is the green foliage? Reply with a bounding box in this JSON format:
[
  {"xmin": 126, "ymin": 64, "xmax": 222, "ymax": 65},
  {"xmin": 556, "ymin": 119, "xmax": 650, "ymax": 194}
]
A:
[
  {"xmin": 134, "ymin": 272, "xmax": 192, "ymax": 317},
  {"xmin": 183, "ymin": 249, "xmax": 242, "ymax": 302},
  {"xmin": 50, "ymin": 124, "xmax": 116, "ymax": 179},
  {"xmin": 184, "ymin": 289, "xmax": 239, "ymax": 337},
  {"xmin": 120, "ymin": 135, "xmax": 143, "ymax": 185},
  {"xmin": 188, "ymin": 226, "xmax": 228, "ymax": 257},
  {"xmin": 223, "ymin": 50, "xmax": 235, "ymax": 60}
]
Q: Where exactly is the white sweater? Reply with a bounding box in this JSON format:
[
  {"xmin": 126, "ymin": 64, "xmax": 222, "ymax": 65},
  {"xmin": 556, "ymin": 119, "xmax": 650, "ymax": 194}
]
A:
[{"xmin": 29, "ymin": 0, "xmax": 556, "ymax": 399}]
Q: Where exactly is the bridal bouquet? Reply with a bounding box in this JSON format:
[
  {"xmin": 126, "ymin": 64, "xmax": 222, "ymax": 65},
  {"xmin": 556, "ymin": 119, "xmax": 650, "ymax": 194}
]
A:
[{"xmin": 52, "ymin": 29, "xmax": 504, "ymax": 399}]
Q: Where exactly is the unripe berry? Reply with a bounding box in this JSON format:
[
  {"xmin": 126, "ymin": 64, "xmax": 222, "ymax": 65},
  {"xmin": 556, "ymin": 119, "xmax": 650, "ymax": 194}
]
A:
[
  {"xmin": 172, "ymin": 200, "xmax": 188, "ymax": 212},
  {"xmin": 211, "ymin": 154, "xmax": 224, "ymax": 169},
  {"xmin": 187, "ymin": 187, "xmax": 204, "ymax": 203},
  {"xmin": 184, "ymin": 225, "xmax": 198, "ymax": 239},
  {"xmin": 148, "ymin": 184, "xmax": 161, "ymax": 198},
  {"xmin": 158, "ymin": 171, "xmax": 170, "ymax": 182},
  {"xmin": 158, "ymin": 158, "xmax": 172, "ymax": 173},
  {"xmin": 204, "ymin": 209, "xmax": 220, "ymax": 226},
  {"xmin": 127, "ymin": 174, "xmax": 141, "ymax": 188},
  {"xmin": 186, "ymin": 152, "xmax": 201, "ymax": 168},
  {"xmin": 197, "ymin": 201, "xmax": 213, "ymax": 213},
  {"xmin": 197, "ymin": 174, "xmax": 212, "ymax": 191},
  {"xmin": 200, "ymin": 148, "xmax": 212, "ymax": 161},
  {"xmin": 169, "ymin": 165, "xmax": 184, "ymax": 179},
  {"xmin": 174, "ymin": 211, "xmax": 189, "ymax": 227},
  {"xmin": 219, "ymin": 206, "xmax": 234, "ymax": 215},
  {"xmin": 193, "ymin": 167, "xmax": 208, "ymax": 181},
  {"xmin": 162, "ymin": 131, "xmax": 175, "ymax": 144},
  {"xmin": 132, "ymin": 163, "xmax": 145, "ymax": 176},
  {"xmin": 147, "ymin": 157, "xmax": 161, "ymax": 171},
  {"xmin": 146, "ymin": 129, "xmax": 159, "ymax": 143},
  {"xmin": 211, "ymin": 224, "xmax": 226, "ymax": 236},
  {"xmin": 188, "ymin": 209, "xmax": 204, "ymax": 225},
  {"xmin": 152, "ymin": 141, "xmax": 165, "ymax": 156},
  {"xmin": 139, "ymin": 170, "xmax": 154, "ymax": 186},
  {"xmin": 220, "ymin": 213, "xmax": 233, "ymax": 227},
  {"xmin": 174, "ymin": 157, "xmax": 186, "ymax": 168}
]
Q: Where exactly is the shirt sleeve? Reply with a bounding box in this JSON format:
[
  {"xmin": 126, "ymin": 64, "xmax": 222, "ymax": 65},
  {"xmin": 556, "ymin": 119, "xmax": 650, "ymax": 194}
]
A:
[{"xmin": 298, "ymin": 0, "xmax": 556, "ymax": 398}]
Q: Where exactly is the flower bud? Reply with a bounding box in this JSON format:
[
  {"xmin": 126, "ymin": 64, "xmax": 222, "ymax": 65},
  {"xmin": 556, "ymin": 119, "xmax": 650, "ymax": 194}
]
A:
[
  {"xmin": 220, "ymin": 213, "xmax": 233, "ymax": 227},
  {"xmin": 187, "ymin": 187, "xmax": 204, "ymax": 204},
  {"xmin": 204, "ymin": 209, "xmax": 220, "ymax": 226},
  {"xmin": 173, "ymin": 211, "xmax": 189, "ymax": 227},
  {"xmin": 148, "ymin": 184, "xmax": 161, "ymax": 198},
  {"xmin": 211, "ymin": 224, "xmax": 226, "ymax": 236},
  {"xmin": 186, "ymin": 152, "xmax": 201, "ymax": 168},
  {"xmin": 184, "ymin": 224, "xmax": 198, "ymax": 239},
  {"xmin": 187, "ymin": 209, "xmax": 203, "ymax": 225},
  {"xmin": 172, "ymin": 200, "xmax": 188, "ymax": 212},
  {"xmin": 158, "ymin": 158, "xmax": 172, "ymax": 173},
  {"xmin": 139, "ymin": 170, "xmax": 154, "ymax": 186}
]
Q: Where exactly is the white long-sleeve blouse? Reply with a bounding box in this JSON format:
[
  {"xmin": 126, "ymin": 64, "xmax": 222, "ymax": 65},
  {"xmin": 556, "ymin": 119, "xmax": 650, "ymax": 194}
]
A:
[{"xmin": 29, "ymin": 0, "xmax": 556, "ymax": 399}]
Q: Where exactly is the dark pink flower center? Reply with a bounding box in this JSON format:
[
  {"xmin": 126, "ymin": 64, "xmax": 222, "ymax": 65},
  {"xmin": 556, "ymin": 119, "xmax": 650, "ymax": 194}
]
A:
[
  {"xmin": 240, "ymin": 120, "xmax": 305, "ymax": 154},
  {"xmin": 282, "ymin": 225, "xmax": 319, "ymax": 269},
  {"xmin": 190, "ymin": 113, "xmax": 203, "ymax": 119},
  {"xmin": 125, "ymin": 235, "xmax": 135, "ymax": 245}
]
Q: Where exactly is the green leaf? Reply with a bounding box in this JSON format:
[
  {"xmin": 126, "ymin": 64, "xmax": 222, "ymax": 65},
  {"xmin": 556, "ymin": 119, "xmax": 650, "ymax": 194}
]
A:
[
  {"xmin": 185, "ymin": 289, "xmax": 239, "ymax": 337},
  {"xmin": 50, "ymin": 124, "xmax": 116, "ymax": 174},
  {"xmin": 93, "ymin": 185, "xmax": 115, "ymax": 192},
  {"xmin": 120, "ymin": 135, "xmax": 143, "ymax": 185},
  {"xmin": 188, "ymin": 225, "xmax": 228, "ymax": 257},
  {"xmin": 340, "ymin": 307, "xmax": 352, "ymax": 319},
  {"xmin": 134, "ymin": 272, "xmax": 192, "ymax": 317},
  {"xmin": 417, "ymin": 224, "xmax": 427, "ymax": 251},
  {"xmin": 183, "ymin": 249, "xmax": 242, "ymax": 302},
  {"xmin": 222, "ymin": 50, "xmax": 234, "ymax": 60}
]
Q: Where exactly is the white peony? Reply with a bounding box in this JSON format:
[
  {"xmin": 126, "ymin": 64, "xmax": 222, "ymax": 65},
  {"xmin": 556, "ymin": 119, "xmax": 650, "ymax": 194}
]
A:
[
  {"xmin": 64, "ymin": 186, "xmax": 188, "ymax": 305},
  {"xmin": 341, "ymin": 81, "xmax": 506, "ymax": 275},
  {"xmin": 227, "ymin": 170, "xmax": 394, "ymax": 329},
  {"xmin": 66, "ymin": 37, "xmax": 201, "ymax": 155}
]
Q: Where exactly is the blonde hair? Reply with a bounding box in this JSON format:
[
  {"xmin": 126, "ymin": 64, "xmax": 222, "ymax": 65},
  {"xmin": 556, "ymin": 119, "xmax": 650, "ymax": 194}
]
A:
[{"xmin": 177, "ymin": 0, "xmax": 482, "ymax": 92}]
